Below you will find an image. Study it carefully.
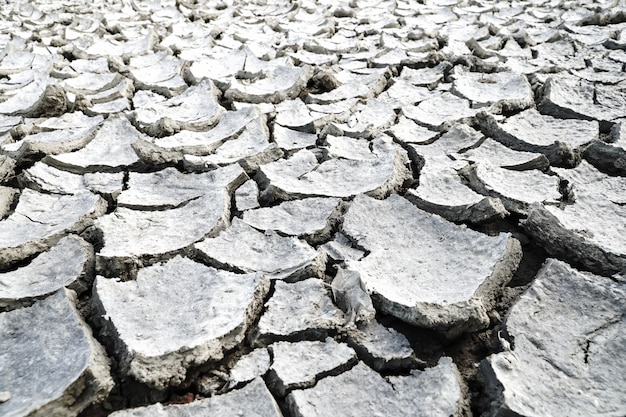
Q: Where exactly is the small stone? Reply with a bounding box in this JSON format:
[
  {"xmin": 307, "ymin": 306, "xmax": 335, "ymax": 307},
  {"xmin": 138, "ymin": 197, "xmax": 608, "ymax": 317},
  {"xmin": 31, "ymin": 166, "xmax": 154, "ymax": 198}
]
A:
[
  {"xmin": 583, "ymin": 140, "xmax": 626, "ymax": 176},
  {"xmin": 481, "ymin": 259, "xmax": 626, "ymax": 417},
  {"xmin": 0, "ymin": 289, "xmax": 113, "ymax": 417},
  {"xmin": 267, "ymin": 339, "xmax": 357, "ymax": 396},
  {"xmin": 330, "ymin": 266, "xmax": 375, "ymax": 325},
  {"xmin": 552, "ymin": 161, "xmax": 626, "ymax": 204},
  {"xmin": 93, "ymin": 256, "xmax": 269, "ymax": 389},
  {"xmin": 610, "ymin": 120, "xmax": 626, "ymax": 147}
]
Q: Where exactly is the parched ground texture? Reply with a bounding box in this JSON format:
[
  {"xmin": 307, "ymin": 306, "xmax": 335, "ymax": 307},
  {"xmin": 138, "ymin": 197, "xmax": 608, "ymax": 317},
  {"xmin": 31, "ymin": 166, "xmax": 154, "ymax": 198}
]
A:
[{"xmin": 0, "ymin": 0, "xmax": 625, "ymax": 416}]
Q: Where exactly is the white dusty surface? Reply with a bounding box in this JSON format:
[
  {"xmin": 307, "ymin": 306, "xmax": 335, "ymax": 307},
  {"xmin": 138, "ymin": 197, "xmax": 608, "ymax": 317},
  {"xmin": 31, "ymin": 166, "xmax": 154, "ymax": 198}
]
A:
[
  {"xmin": 0, "ymin": 0, "xmax": 623, "ymax": 415},
  {"xmin": 343, "ymin": 194, "xmax": 521, "ymax": 337},
  {"xmin": 93, "ymin": 256, "xmax": 269, "ymax": 389},
  {"xmin": 482, "ymin": 259, "xmax": 626, "ymax": 417}
]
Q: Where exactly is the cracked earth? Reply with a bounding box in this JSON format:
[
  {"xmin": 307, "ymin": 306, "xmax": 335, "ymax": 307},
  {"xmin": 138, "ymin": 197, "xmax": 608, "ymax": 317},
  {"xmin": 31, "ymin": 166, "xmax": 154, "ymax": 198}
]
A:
[{"xmin": 0, "ymin": 0, "xmax": 625, "ymax": 416}]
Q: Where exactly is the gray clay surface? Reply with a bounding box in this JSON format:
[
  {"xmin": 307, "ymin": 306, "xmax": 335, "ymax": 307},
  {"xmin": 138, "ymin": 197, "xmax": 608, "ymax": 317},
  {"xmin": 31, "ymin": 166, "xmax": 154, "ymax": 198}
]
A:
[{"xmin": 0, "ymin": 0, "xmax": 622, "ymax": 415}]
